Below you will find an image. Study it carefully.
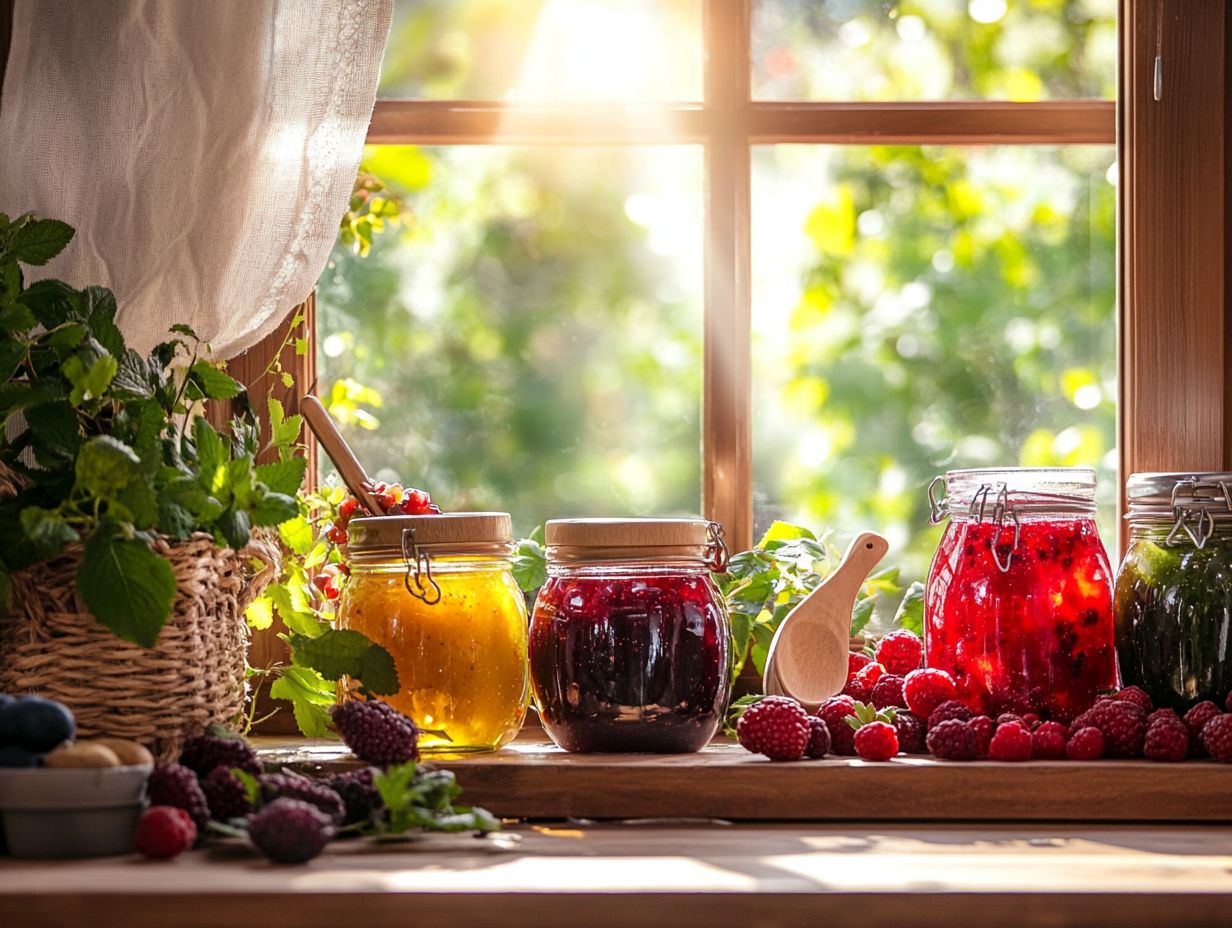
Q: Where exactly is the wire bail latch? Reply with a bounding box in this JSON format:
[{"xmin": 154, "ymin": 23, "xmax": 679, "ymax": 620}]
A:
[{"xmin": 401, "ymin": 527, "xmax": 442, "ymax": 604}]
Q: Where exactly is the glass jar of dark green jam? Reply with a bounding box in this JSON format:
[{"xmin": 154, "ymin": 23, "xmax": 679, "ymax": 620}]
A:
[{"xmin": 1114, "ymin": 473, "xmax": 1232, "ymax": 709}]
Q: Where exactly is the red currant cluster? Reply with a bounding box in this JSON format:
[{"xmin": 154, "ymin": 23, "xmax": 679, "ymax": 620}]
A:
[{"xmin": 324, "ymin": 482, "xmax": 442, "ymax": 546}]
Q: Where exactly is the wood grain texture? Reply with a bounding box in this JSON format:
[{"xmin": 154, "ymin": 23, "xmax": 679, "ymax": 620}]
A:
[
  {"xmin": 257, "ymin": 737, "xmax": 1232, "ymax": 823},
  {"xmin": 1120, "ymin": 0, "xmax": 1227, "ymax": 508},
  {"xmin": 4, "ymin": 824, "xmax": 1232, "ymax": 928},
  {"xmin": 367, "ymin": 100, "xmax": 1114, "ymax": 146}
]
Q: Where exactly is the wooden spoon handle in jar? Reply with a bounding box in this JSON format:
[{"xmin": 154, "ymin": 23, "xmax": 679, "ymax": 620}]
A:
[{"xmin": 300, "ymin": 394, "xmax": 385, "ymax": 515}]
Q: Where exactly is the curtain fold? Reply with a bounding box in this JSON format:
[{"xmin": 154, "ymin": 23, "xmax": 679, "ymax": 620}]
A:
[{"xmin": 0, "ymin": 0, "xmax": 391, "ymax": 359}]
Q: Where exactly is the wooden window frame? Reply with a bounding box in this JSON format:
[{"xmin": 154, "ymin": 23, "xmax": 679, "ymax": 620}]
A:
[{"xmin": 327, "ymin": 0, "xmax": 1121, "ymax": 553}]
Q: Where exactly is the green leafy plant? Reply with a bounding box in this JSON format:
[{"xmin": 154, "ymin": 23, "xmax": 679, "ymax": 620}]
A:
[
  {"xmin": 713, "ymin": 521, "xmax": 913, "ymax": 682},
  {"xmin": 0, "ymin": 213, "xmax": 305, "ymax": 646},
  {"xmin": 370, "ymin": 760, "xmax": 499, "ymax": 836},
  {"xmin": 243, "ymin": 438, "xmax": 401, "ymax": 737}
]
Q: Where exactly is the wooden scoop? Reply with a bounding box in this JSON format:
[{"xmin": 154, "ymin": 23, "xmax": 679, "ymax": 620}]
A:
[
  {"xmin": 300, "ymin": 394, "xmax": 385, "ymax": 515},
  {"xmin": 762, "ymin": 531, "xmax": 889, "ymax": 710}
]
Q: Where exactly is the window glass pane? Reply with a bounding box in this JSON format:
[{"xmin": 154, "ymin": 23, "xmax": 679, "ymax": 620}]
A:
[
  {"xmin": 752, "ymin": 144, "xmax": 1117, "ymax": 590},
  {"xmin": 380, "ymin": 0, "xmax": 703, "ymax": 102},
  {"xmin": 318, "ymin": 146, "xmax": 703, "ymax": 535},
  {"xmin": 753, "ymin": 0, "xmax": 1117, "ymax": 100}
]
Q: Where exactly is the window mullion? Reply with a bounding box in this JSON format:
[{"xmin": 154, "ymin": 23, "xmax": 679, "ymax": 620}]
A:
[{"xmin": 703, "ymin": 0, "xmax": 754, "ymax": 551}]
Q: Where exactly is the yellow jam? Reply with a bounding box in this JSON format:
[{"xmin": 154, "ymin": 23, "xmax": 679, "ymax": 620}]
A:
[{"xmin": 337, "ymin": 559, "xmax": 529, "ymax": 754}]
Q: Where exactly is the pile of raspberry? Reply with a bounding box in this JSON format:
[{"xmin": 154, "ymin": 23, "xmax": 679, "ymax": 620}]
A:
[{"xmin": 733, "ymin": 627, "xmax": 1232, "ymax": 764}]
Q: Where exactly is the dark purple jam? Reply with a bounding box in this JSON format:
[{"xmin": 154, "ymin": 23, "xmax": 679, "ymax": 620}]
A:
[{"xmin": 529, "ymin": 570, "xmax": 731, "ymax": 753}]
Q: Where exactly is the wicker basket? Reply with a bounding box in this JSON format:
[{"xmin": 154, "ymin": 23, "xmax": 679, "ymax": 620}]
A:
[{"xmin": 0, "ymin": 532, "xmax": 279, "ymax": 761}]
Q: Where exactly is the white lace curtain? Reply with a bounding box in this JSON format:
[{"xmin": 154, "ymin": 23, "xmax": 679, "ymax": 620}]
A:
[{"xmin": 0, "ymin": 0, "xmax": 392, "ymax": 359}]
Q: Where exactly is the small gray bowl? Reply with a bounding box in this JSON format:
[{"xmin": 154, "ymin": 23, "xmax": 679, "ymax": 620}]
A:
[{"xmin": 0, "ymin": 763, "xmax": 153, "ymax": 859}]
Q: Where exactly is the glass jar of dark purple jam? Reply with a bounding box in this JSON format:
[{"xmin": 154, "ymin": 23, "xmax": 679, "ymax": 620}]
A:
[{"xmin": 529, "ymin": 518, "xmax": 732, "ymax": 753}]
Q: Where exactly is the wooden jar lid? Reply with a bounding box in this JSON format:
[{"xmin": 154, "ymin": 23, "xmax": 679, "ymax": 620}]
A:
[
  {"xmin": 545, "ymin": 518, "xmax": 724, "ymax": 566},
  {"xmin": 347, "ymin": 512, "xmax": 513, "ymax": 559}
]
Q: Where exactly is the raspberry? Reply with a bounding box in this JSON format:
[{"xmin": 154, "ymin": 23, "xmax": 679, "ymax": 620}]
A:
[
  {"xmin": 996, "ymin": 713, "xmax": 1024, "ymax": 727},
  {"xmin": 817, "ymin": 695, "xmax": 857, "ymax": 756},
  {"xmin": 248, "ymin": 798, "xmax": 335, "ymax": 864},
  {"xmin": 1020, "ymin": 712, "xmax": 1041, "ymax": 730},
  {"xmin": 892, "ymin": 710, "xmax": 925, "ymax": 754},
  {"xmin": 1031, "ymin": 721, "xmax": 1068, "ymax": 759},
  {"xmin": 804, "ymin": 717, "xmax": 831, "ymax": 759},
  {"xmin": 854, "ymin": 721, "xmax": 899, "ymax": 761},
  {"xmin": 1115, "ymin": 686, "xmax": 1153, "ymax": 714},
  {"xmin": 988, "ymin": 722, "xmax": 1033, "ymax": 761},
  {"xmin": 843, "ymin": 662, "xmax": 884, "ymax": 702},
  {"xmin": 903, "ymin": 668, "xmax": 957, "ymax": 719},
  {"xmin": 928, "ymin": 699, "xmax": 973, "ymax": 730},
  {"xmin": 870, "ymin": 674, "xmax": 908, "ymax": 710},
  {"xmin": 147, "ymin": 764, "xmax": 209, "ymax": 830},
  {"xmin": 847, "ymin": 651, "xmax": 873, "ymax": 680},
  {"xmin": 968, "ymin": 715, "xmax": 994, "ymax": 757},
  {"xmin": 1143, "ymin": 719, "xmax": 1189, "ymax": 762},
  {"xmin": 736, "ymin": 696, "xmax": 810, "ymax": 761},
  {"xmin": 327, "ymin": 767, "xmax": 383, "ymax": 826},
  {"xmin": 874, "ymin": 630, "xmax": 924, "ymax": 676},
  {"xmin": 331, "ymin": 700, "xmax": 419, "ymax": 766},
  {"xmin": 1200, "ymin": 713, "xmax": 1232, "ymax": 762},
  {"xmin": 259, "ymin": 773, "xmax": 346, "ymax": 825},
  {"xmin": 926, "ymin": 719, "xmax": 976, "ymax": 760},
  {"xmin": 1185, "ymin": 701, "xmax": 1222, "ymax": 744},
  {"xmin": 179, "ymin": 731, "xmax": 261, "ymax": 778},
  {"xmin": 1065, "ymin": 726, "xmax": 1104, "ymax": 760},
  {"xmin": 133, "ymin": 806, "xmax": 197, "ymax": 859},
  {"xmin": 1146, "ymin": 707, "xmax": 1182, "ymax": 728},
  {"xmin": 1073, "ymin": 700, "xmax": 1146, "ymax": 758},
  {"xmin": 202, "ymin": 766, "xmax": 253, "ymax": 821}
]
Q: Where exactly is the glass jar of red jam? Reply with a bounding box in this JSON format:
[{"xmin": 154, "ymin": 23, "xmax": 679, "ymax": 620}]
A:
[
  {"xmin": 924, "ymin": 467, "xmax": 1117, "ymax": 722},
  {"xmin": 529, "ymin": 518, "xmax": 731, "ymax": 753}
]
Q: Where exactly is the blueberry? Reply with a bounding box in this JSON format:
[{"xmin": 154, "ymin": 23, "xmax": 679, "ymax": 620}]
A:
[
  {"xmin": 0, "ymin": 696, "xmax": 75, "ymax": 752},
  {"xmin": 0, "ymin": 745, "xmax": 38, "ymax": 768}
]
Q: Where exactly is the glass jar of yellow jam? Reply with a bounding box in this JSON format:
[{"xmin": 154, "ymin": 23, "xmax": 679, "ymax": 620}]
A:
[{"xmin": 339, "ymin": 512, "xmax": 528, "ymax": 754}]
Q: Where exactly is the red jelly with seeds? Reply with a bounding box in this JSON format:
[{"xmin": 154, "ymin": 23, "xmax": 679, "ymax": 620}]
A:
[
  {"xmin": 529, "ymin": 518, "xmax": 731, "ymax": 753},
  {"xmin": 924, "ymin": 468, "xmax": 1117, "ymax": 722}
]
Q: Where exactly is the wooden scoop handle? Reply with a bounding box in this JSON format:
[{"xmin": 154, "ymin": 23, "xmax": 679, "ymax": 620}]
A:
[{"xmin": 300, "ymin": 395, "xmax": 385, "ymax": 515}]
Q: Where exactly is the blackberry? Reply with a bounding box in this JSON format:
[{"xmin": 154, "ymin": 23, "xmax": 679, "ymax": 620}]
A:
[
  {"xmin": 180, "ymin": 731, "xmax": 262, "ymax": 778},
  {"xmin": 803, "ymin": 717, "xmax": 831, "ymax": 759},
  {"xmin": 869, "ymin": 674, "xmax": 908, "ymax": 710},
  {"xmin": 330, "ymin": 700, "xmax": 419, "ymax": 766},
  {"xmin": 248, "ymin": 798, "xmax": 335, "ymax": 864},
  {"xmin": 928, "ymin": 699, "xmax": 973, "ymax": 729},
  {"xmin": 926, "ymin": 719, "xmax": 976, "ymax": 760},
  {"xmin": 1073, "ymin": 700, "xmax": 1146, "ymax": 758},
  {"xmin": 259, "ymin": 772, "xmax": 346, "ymax": 825},
  {"xmin": 147, "ymin": 764, "xmax": 210, "ymax": 830},
  {"xmin": 891, "ymin": 710, "xmax": 926, "ymax": 754},
  {"xmin": 202, "ymin": 766, "xmax": 253, "ymax": 821},
  {"xmin": 328, "ymin": 767, "xmax": 383, "ymax": 825}
]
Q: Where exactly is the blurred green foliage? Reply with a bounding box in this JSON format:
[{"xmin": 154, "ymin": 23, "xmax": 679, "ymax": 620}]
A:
[{"xmin": 317, "ymin": 0, "xmax": 1117, "ymax": 592}]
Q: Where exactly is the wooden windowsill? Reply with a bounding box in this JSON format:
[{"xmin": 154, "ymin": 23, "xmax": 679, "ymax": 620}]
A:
[{"xmin": 3, "ymin": 822, "xmax": 1232, "ymax": 928}]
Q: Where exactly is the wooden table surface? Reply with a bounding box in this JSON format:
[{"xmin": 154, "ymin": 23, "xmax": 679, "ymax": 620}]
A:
[{"xmin": 3, "ymin": 823, "xmax": 1232, "ymax": 928}]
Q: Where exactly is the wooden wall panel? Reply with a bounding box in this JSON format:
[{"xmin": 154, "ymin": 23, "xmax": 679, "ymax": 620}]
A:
[{"xmin": 1121, "ymin": 0, "xmax": 1227, "ymax": 491}]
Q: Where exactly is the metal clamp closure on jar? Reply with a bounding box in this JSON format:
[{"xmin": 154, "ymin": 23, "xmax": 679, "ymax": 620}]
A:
[
  {"xmin": 543, "ymin": 518, "xmax": 730, "ymax": 572},
  {"xmin": 1126, "ymin": 473, "xmax": 1232, "ymax": 550},
  {"xmin": 929, "ymin": 468, "xmax": 1098, "ymax": 574},
  {"xmin": 345, "ymin": 512, "xmax": 516, "ymax": 605}
]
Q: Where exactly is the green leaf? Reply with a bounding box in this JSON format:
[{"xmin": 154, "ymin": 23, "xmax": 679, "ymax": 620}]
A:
[
  {"xmin": 270, "ymin": 581, "xmax": 325, "ymax": 637},
  {"xmin": 269, "ymin": 665, "xmax": 335, "ymax": 737},
  {"xmin": 75, "ymin": 435, "xmax": 141, "ymax": 498},
  {"xmin": 0, "ymin": 301, "xmax": 35, "ymax": 333},
  {"xmin": 893, "ymin": 581, "xmax": 926, "ymax": 637},
  {"xmin": 76, "ymin": 528, "xmax": 177, "ymax": 647},
  {"xmin": 214, "ymin": 507, "xmax": 252, "ymax": 549},
  {"xmin": 114, "ymin": 479, "xmax": 158, "ymax": 528},
  {"xmin": 169, "ymin": 323, "xmax": 199, "ymax": 340},
  {"xmin": 19, "ymin": 506, "xmax": 78, "ymax": 558},
  {"xmin": 188, "ymin": 361, "xmax": 242, "ymax": 400},
  {"xmin": 111, "ymin": 350, "xmax": 153, "ymax": 399},
  {"xmin": 11, "ymin": 218, "xmax": 74, "ymax": 265},
  {"xmin": 156, "ymin": 499, "xmax": 196, "ymax": 539},
  {"xmin": 24, "ymin": 400, "xmax": 80, "ymax": 466},
  {"xmin": 19, "ymin": 279, "xmax": 78, "ymax": 328},
  {"xmin": 245, "ymin": 595, "xmax": 274, "ymax": 630},
  {"xmin": 251, "ymin": 490, "xmax": 298, "ymax": 527},
  {"xmin": 278, "ymin": 516, "xmax": 315, "ymax": 556},
  {"xmin": 293, "ymin": 628, "xmax": 400, "ymax": 696},
  {"xmin": 0, "ymin": 336, "xmax": 27, "ymax": 384},
  {"xmin": 756, "ymin": 520, "xmax": 816, "ymax": 548},
  {"xmin": 84, "ymin": 287, "xmax": 124, "ymax": 357},
  {"xmin": 192, "ymin": 416, "xmax": 227, "ymax": 477},
  {"xmin": 850, "ymin": 595, "xmax": 877, "ymax": 636},
  {"xmin": 255, "ymin": 457, "xmax": 307, "ymax": 496},
  {"xmin": 68, "ymin": 353, "xmax": 118, "ymax": 405},
  {"xmin": 511, "ymin": 538, "xmax": 547, "ymax": 592}
]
